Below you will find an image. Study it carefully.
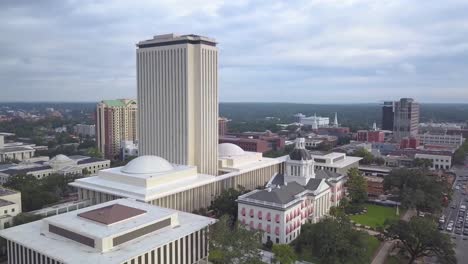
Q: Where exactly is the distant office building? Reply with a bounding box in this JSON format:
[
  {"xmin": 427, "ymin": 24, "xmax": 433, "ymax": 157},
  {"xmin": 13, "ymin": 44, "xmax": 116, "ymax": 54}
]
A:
[
  {"xmin": 316, "ymin": 127, "xmax": 350, "ymax": 136},
  {"xmin": 219, "ymin": 117, "xmax": 228, "ymax": 136},
  {"xmin": 400, "ymin": 137, "xmax": 420, "ymax": 149},
  {"xmin": 393, "ymin": 98, "xmax": 420, "ymax": 141},
  {"xmin": 219, "ymin": 136, "xmax": 270, "ymax": 153},
  {"xmin": 74, "ymin": 124, "xmax": 96, "ymax": 137},
  {"xmin": 0, "ymin": 199, "xmax": 215, "ymax": 264},
  {"xmin": 96, "ymin": 99, "xmax": 138, "ymax": 160},
  {"xmin": 225, "ymin": 131, "xmax": 285, "ymax": 151},
  {"xmin": 418, "ymin": 133, "xmax": 464, "ymax": 148},
  {"xmin": 387, "ymin": 149, "xmax": 452, "ymax": 170},
  {"xmin": 0, "ymin": 188, "xmax": 21, "ymax": 229},
  {"xmin": 357, "ymin": 130, "xmax": 385, "ymax": 143},
  {"xmin": 382, "ymin": 101, "xmax": 395, "ymax": 131},
  {"xmin": 137, "ymin": 34, "xmax": 218, "ymax": 175}
]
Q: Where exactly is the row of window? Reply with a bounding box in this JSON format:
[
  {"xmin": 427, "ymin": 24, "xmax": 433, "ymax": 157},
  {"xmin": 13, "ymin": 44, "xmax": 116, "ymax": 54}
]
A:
[{"xmin": 8, "ymin": 240, "xmax": 63, "ymax": 264}]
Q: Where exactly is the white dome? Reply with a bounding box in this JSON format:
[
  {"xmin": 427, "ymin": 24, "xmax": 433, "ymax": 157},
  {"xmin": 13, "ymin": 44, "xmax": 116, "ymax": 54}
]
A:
[
  {"xmin": 51, "ymin": 154, "xmax": 73, "ymax": 162},
  {"xmin": 121, "ymin": 155, "xmax": 174, "ymax": 174},
  {"xmin": 218, "ymin": 143, "xmax": 245, "ymax": 157}
]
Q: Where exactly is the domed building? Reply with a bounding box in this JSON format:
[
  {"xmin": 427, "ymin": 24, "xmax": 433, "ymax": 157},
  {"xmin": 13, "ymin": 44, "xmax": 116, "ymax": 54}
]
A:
[
  {"xmin": 236, "ymin": 138, "xmax": 347, "ymax": 245},
  {"xmin": 71, "ymin": 155, "xmax": 218, "ymax": 211}
]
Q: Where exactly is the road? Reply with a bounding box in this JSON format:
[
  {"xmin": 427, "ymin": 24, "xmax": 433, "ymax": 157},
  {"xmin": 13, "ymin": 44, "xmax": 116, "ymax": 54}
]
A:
[{"xmin": 439, "ymin": 160, "xmax": 468, "ymax": 264}]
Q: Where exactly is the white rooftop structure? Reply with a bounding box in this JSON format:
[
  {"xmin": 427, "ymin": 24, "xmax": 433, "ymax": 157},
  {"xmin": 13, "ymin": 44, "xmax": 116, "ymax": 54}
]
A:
[
  {"xmin": 218, "ymin": 143, "xmax": 268, "ymax": 173},
  {"xmin": 0, "ymin": 198, "xmax": 215, "ymax": 264},
  {"xmin": 70, "ymin": 155, "xmax": 217, "ymax": 202}
]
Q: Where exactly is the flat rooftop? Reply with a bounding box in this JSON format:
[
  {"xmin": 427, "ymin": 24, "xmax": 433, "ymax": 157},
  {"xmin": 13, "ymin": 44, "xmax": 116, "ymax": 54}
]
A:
[
  {"xmin": 78, "ymin": 204, "xmax": 146, "ymax": 225},
  {"xmin": 137, "ymin": 33, "xmax": 216, "ymax": 48},
  {"xmin": 0, "ymin": 199, "xmax": 216, "ymax": 264}
]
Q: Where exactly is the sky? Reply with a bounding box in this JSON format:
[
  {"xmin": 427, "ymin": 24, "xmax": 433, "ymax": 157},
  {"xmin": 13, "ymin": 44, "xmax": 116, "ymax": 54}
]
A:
[{"xmin": 1, "ymin": 0, "xmax": 468, "ymax": 103}]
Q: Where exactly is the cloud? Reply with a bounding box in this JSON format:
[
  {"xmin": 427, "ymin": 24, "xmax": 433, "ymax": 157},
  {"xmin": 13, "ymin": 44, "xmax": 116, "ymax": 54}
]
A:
[{"xmin": 0, "ymin": 0, "xmax": 468, "ymax": 102}]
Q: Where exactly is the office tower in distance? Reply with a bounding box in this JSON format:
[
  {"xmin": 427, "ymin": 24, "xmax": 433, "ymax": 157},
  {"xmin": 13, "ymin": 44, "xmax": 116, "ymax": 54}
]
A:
[
  {"xmin": 218, "ymin": 117, "xmax": 228, "ymax": 136},
  {"xmin": 96, "ymin": 99, "xmax": 138, "ymax": 160},
  {"xmin": 382, "ymin": 101, "xmax": 394, "ymax": 131},
  {"xmin": 137, "ymin": 34, "xmax": 218, "ymax": 175},
  {"xmin": 393, "ymin": 98, "xmax": 420, "ymax": 141}
]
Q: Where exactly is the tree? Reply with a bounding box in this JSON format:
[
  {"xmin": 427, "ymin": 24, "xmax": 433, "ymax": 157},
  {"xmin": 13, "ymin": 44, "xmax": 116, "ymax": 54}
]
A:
[
  {"xmin": 384, "ymin": 168, "xmax": 448, "ymax": 213},
  {"xmin": 272, "ymin": 244, "xmax": 297, "ymax": 264},
  {"xmin": 209, "ymin": 187, "xmax": 247, "ymax": 221},
  {"xmin": 386, "ymin": 217, "xmax": 456, "ymax": 264},
  {"xmin": 346, "ymin": 168, "xmax": 368, "ymax": 205},
  {"xmin": 353, "ymin": 148, "xmax": 374, "ymax": 165},
  {"xmin": 209, "ymin": 215, "xmax": 263, "ymax": 264},
  {"xmin": 12, "ymin": 213, "xmax": 43, "ymax": 226},
  {"xmin": 295, "ymin": 218, "xmax": 368, "ymax": 264},
  {"xmin": 413, "ymin": 158, "xmax": 433, "ymax": 169},
  {"xmin": 86, "ymin": 147, "xmax": 103, "ymax": 158}
]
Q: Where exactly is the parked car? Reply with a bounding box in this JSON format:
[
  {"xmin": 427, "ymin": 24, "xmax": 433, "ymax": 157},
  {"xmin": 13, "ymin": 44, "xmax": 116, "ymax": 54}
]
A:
[
  {"xmin": 464, "ymin": 229, "xmax": 468, "ymax": 236},
  {"xmin": 456, "ymin": 228, "xmax": 462, "ymax": 235},
  {"xmin": 447, "ymin": 225, "xmax": 454, "ymax": 231}
]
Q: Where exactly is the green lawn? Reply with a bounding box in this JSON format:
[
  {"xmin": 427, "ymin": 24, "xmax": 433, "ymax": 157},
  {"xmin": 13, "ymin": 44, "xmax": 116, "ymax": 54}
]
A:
[
  {"xmin": 297, "ymin": 234, "xmax": 381, "ymax": 264},
  {"xmin": 350, "ymin": 204, "xmax": 402, "ymax": 228}
]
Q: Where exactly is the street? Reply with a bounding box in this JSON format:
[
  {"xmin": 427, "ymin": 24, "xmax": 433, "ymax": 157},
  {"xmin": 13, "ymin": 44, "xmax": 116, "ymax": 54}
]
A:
[{"xmin": 439, "ymin": 160, "xmax": 468, "ymax": 263}]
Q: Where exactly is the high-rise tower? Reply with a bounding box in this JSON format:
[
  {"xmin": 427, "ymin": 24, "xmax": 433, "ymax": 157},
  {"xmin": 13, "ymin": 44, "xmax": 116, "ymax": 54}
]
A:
[
  {"xmin": 96, "ymin": 99, "xmax": 138, "ymax": 160},
  {"xmin": 382, "ymin": 101, "xmax": 395, "ymax": 131},
  {"xmin": 393, "ymin": 98, "xmax": 420, "ymax": 141},
  {"xmin": 136, "ymin": 34, "xmax": 218, "ymax": 175}
]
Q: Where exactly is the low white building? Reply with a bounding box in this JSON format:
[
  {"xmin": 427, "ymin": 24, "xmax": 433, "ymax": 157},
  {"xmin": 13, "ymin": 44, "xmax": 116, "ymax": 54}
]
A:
[
  {"xmin": 0, "ymin": 154, "xmax": 110, "ymax": 184},
  {"xmin": 121, "ymin": 140, "xmax": 139, "ymax": 160},
  {"xmin": 0, "ymin": 188, "xmax": 21, "ymax": 230},
  {"xmin": 418, "ymin": 133, "xmax": 464, "ymax": 148},
  {"xmin": 415, "ymin": 152, "xmax": 452, "ymax": 170},
  {"xmin": 73, "ymin": 124, "xmax": 96, "ymax": 137},
  {"xmin": 295, "ymin": 113, "xmax": 330, "ymax": 128},
  {"xmin": 237, "ymin": 139, "xmax": 346, "ymax": 244},
  {"xmin": 0, "ymin": 198, "xmax": 215, "ymax": 264},
  {"xmin": 310, "ymin": 152, "xmax": 362, "ymax": 175},
  {"xmin": 0, "ymin": 134, "xmax": 35, "ymax": 162}
]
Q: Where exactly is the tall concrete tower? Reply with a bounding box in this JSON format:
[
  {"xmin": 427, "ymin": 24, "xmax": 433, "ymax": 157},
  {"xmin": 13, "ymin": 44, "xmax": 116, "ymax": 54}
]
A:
[{"xmin": 136, "ymin": 34, "xmax": 218, "ymax": 175}]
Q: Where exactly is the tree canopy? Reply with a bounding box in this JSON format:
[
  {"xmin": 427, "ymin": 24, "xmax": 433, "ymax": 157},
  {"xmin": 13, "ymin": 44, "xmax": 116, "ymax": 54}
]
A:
[
  {"xmin": 4, "ymin": 173, "xmax": 82, "ymax": 212},
  {"xmin": 295, "ymin": 217, "xmax": 369, "ymax": 264},
  {"xmin": 209, "ymin": 215, "xmax": 263, "ymax": 264},
  {"xmin": 384, "ymin": 168, "xmax": 448, "ymax": 213},
  {"xmin": 272, "ymin": 244, "xmax": 297, "ymax": 264},
  {"xmin": 209, "ymin": 187, "xmax": 247, "ymax": 221},
  {"xmin": 346, "ymin": 168, "xmax": 368, "ymax": 205},
  {"xmin": 386, "ymin": 217, "xmax": 456, "ymax": 264}
]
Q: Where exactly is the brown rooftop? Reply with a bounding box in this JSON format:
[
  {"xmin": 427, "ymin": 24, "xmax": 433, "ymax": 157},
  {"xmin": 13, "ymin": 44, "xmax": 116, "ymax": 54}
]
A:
[{"xmin": 78, "ymin": 204, "xmax": 146, "ymax": 225}]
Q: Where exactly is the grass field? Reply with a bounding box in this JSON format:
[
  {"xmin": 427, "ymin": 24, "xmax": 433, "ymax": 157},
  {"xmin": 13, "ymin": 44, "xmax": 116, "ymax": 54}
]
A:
[
  {"xmin": 350, "ymin": 204, "xmax": 402, "ymax": 228},
  {"xmin": 297, "ymin": 234, "xmax": 381, "ymax": 264}
]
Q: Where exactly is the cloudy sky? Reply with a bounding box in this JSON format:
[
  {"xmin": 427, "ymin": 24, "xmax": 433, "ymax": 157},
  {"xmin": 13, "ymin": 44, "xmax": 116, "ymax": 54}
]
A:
[{"xmin": 1, "ymin": 0, "xmax": 468, "ymax": 103}]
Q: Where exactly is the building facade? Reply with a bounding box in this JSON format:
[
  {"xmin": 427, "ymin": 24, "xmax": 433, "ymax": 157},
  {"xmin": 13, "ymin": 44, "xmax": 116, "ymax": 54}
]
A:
[
  {"xmin": 70, "ymin": 145, "xmax": 282, "ymax": 213},
  {"xmin": 418, "ymin": 133, "xmax": 464, "ymax": 148},
  {"xmin": 382, "ymin": 101, "xmax": 394, "ymax": 131},
  {"xmin": 218, "ymin": 117, "xmax": 228, "ymax": 136},
  {"xmin": 96, "ymin": 99, "xmax": 138, "ymax": 160},
  {"xmin": 357, "ymin": 130, "xmax": 385, "ymax": 143},
  {"xmin": 393, "ymin": 98, "xmax": 420, "ymax": 141},
  {"xmin": 137, "ymin": 34, "xmax": 218, "ymax": 175},
  {"xmin": 237, "ymin": 139, "xmax": 346, "ymax": 244},
  {"xmin": 0, "ymin": 199, "xmax": 215, "ymax": 264},
  {"xmin": 0, "ymin": 188, "xmax": 21, "ymax": 230},
  {"xmin": 73, "ymin": 124, "xmax": 96, "ymax": 137},
  {"xmin": 0, "ymin": 155, "xmax": 110, "ymax": 184}
]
